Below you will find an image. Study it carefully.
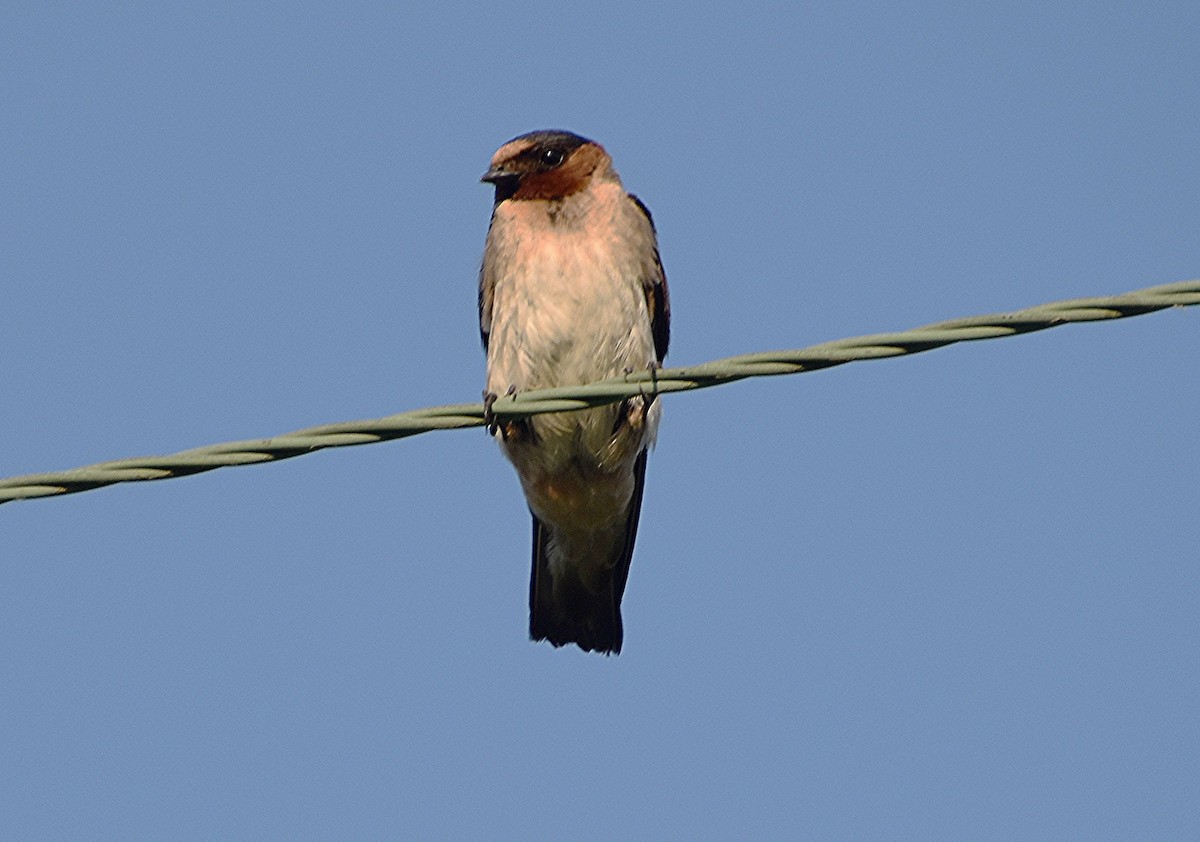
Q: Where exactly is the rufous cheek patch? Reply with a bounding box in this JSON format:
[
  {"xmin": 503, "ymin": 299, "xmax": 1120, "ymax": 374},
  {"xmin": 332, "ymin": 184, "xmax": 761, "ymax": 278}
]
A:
[{"xmin": 513, "ymin": 143, "xmax": 608, "ymax": 201}]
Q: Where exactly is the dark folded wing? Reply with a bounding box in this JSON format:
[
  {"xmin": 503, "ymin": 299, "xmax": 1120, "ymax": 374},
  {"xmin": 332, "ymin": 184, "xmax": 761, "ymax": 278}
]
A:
[{"xmin": 628, "ymin": 194, "xmax": 670, "ymax": 363}]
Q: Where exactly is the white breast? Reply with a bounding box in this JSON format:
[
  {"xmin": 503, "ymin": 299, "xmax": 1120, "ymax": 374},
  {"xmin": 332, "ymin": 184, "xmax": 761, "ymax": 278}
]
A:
[
  {"xmin": 486, "ymin": 188, "xmax": 654, "ymax": 390},
  {"xmin": 483, "ymin": 183, "xmax": 659, "ymax": 473}
]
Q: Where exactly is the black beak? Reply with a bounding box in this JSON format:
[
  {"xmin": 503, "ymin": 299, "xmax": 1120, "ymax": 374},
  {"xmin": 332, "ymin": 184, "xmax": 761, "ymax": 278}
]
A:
[
  {"xmin": 481, "ymin": 168, "xmax": 521, "ymax": 202},
  {"xmin": 481, "ymin": 167, "xmax": 517, "ymax": 184}
]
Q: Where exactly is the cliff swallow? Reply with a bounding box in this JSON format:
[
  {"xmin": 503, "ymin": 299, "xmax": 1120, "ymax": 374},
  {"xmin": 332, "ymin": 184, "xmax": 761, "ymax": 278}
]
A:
[{"xmin": 479, "ymin": 130, "xmax": 670, "ymax": 654}]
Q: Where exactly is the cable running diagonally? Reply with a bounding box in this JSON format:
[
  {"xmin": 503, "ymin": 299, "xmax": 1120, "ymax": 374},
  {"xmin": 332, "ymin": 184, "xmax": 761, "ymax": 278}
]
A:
[{"xmin": 2, "ymin": 279, "xmax": 1197, "ymax": 505}]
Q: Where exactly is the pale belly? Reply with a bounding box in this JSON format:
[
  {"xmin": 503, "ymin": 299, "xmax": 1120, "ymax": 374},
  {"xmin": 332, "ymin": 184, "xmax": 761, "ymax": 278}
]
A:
[{"xmin": 485, "ymin": 240, "xmax": 660, "ymax": 509}]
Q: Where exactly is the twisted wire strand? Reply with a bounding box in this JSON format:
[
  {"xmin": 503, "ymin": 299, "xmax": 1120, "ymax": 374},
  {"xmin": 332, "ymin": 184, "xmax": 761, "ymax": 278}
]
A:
[{"xmin": 3, "ymin": 279, "xmax": 1197, "ymax": 505}]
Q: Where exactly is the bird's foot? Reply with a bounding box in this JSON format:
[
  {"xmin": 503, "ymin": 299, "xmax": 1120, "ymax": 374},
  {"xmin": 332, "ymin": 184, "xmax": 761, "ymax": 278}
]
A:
[
  {"xmin": 485, "ymin": 386, "xmax": 531, "ymax": 442},
  {"xmin": 483, "ymin": 390, "xmax": 499, "ymax": 434}
]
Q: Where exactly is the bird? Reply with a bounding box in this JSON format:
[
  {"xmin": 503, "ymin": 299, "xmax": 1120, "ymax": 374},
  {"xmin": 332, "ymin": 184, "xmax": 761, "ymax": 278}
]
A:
[{"xmin": 478, "ymin": 130, "xmax": 670, "ymax": 654}]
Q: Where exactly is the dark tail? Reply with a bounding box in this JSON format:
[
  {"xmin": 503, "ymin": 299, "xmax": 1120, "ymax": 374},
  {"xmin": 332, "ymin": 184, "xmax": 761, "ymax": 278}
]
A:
[{"xmin": 529, "ymin": 449, "xmax": 648, "ymax": 655}]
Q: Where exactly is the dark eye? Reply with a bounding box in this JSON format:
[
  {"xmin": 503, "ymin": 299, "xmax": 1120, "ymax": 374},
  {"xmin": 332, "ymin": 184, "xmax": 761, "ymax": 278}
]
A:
[{"xmin": 540, "ymin": 148, "xmax": 565, "ymax": 168}]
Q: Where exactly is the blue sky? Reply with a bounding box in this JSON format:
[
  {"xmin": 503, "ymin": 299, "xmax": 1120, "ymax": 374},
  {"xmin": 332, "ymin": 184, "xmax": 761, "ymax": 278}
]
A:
[{"xmin": 3, "ymin": 3, "xmax": 1198, "ymax": 838}]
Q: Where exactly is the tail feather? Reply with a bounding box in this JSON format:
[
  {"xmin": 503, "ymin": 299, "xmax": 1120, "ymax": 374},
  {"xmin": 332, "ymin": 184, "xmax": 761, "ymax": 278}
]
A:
[{"xmin": 529, "ymin": 449, "xmax": 648, "ymax": 655}]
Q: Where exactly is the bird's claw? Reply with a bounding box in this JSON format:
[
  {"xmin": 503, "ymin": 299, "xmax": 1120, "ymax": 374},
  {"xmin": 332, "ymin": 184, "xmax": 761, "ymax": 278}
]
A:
[
  {"xmin": 484, "ymin": 386, "xmax": 523, "ymax": 440},
  {"xmin": 631, "ymin": 361, "xmax": 661, "ymax": 406},
  {"xmin": 483, "ymin": 390, "xmax": 499, "ymax": 435}
]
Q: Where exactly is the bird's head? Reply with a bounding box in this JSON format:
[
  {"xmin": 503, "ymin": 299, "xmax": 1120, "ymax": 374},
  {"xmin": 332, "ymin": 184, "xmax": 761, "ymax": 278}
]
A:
[{"xmin": 482, "ymin": 130, "xmax": 613, "ymax": 203}]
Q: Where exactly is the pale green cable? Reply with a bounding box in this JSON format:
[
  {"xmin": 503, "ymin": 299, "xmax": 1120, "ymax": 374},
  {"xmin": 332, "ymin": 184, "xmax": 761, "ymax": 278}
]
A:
[{"xmin": 2, "ymin": 279, "xmax": 1197, "ymax": 505}]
